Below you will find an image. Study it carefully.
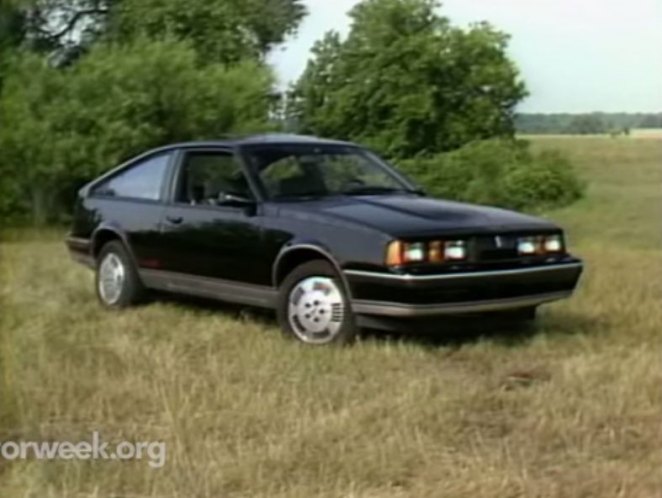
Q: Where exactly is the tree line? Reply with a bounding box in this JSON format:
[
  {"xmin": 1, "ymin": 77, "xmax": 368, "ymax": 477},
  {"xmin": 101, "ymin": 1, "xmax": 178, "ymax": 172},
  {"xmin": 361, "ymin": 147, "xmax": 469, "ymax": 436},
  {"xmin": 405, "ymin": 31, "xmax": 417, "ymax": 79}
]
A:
[
  {"xmin": 0, "ymin": 0, "xmax": 583, "ymax": 225},
  {"xmin": 516, "ymin": 112, "xmax": 662, "ymax": 135}
]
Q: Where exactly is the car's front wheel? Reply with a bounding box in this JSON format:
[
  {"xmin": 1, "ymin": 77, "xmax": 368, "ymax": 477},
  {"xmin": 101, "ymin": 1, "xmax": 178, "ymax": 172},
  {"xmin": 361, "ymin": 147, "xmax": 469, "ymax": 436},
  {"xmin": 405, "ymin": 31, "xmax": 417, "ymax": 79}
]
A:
[
  {"xmin": 277, "ymin": 260, "xmax": 358, "ymax": 345},
  {"xmin": 95, "ymin": 241, "xmax": 145, "ymax": 308}
]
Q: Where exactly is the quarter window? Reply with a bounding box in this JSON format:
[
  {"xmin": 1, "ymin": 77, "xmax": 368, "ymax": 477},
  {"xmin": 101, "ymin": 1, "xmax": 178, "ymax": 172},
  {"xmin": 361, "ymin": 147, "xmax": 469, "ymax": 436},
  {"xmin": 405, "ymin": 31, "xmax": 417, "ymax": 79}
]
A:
[{"xmin": 94, "ymin": 153, "xmax": 171, "ymax": 201}]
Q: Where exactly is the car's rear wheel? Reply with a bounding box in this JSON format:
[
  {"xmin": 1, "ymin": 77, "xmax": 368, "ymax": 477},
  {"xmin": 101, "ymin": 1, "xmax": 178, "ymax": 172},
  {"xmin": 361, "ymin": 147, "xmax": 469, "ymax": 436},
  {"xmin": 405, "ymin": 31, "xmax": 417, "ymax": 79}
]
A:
[
  {"xmin": 277, "ymin": 260, "xmax": 358, "ymax": 345},
  {"xmin": 95, "ymin": 241, "xmax": 145, "ymax": 308}
]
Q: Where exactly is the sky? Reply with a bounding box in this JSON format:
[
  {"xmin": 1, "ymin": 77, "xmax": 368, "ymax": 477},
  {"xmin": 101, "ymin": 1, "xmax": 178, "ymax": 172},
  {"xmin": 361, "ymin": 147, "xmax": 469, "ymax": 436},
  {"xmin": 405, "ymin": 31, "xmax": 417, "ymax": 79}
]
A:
[{"xmin": 269, "ymin": 0, "xmax": 662, "ymax": 113}]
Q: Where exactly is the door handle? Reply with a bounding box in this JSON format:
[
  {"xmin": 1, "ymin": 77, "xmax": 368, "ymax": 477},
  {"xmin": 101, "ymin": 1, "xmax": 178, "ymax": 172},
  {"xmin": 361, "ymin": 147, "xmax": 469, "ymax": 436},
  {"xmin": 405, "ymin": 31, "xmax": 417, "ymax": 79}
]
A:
[{"xmin": 166, "ymin": 216, "xmax": 183, "ymax": 225}]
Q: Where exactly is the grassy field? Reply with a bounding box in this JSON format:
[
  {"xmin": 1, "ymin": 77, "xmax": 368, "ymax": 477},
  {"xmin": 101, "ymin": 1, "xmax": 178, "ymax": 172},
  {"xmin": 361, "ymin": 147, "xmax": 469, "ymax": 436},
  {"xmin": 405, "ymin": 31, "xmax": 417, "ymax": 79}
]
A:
[{"xmin": 1, "ymin": 137, "xmax": 661, "ymax": 497}]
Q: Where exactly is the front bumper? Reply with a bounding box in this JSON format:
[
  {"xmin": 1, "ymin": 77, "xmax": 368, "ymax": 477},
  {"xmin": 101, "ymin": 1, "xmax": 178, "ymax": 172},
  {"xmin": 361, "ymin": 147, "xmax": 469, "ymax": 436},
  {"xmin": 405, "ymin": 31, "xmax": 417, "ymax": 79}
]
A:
[{"xmin": 345, "ymin": 260, "xmax": 583, "ymax": 317}]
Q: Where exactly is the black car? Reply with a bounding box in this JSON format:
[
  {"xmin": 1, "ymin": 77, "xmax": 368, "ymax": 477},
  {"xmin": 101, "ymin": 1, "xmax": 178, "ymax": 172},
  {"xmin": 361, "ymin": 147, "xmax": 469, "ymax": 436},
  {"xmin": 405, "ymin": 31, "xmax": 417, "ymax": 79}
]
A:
[{"xmin": 66, "ymin": 134, "xmax": 583, "ymax": 345}]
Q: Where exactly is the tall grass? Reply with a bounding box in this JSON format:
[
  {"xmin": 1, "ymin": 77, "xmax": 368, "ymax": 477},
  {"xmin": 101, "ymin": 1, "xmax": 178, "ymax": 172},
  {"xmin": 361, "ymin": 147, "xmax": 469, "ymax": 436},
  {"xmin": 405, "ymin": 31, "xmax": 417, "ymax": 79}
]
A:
[
  {"xmin": 0, "ymin": 231, "xmax": 19, "ymax": 436},
  {"xmin": 0, "ymin": 137, "xmax": 660, "ymax": 497}
]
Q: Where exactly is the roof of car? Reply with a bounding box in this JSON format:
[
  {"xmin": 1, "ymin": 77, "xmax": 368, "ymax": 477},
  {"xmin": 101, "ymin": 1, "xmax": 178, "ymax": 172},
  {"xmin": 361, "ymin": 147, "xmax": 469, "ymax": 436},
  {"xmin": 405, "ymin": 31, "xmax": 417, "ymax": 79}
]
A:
[
  {"xmin": 160, "ymin": 134, "xmax": 356, "ymax": 151},
  {"xmin": 82, "ymin": 134, "xmax": 362, "ymax": 195}
]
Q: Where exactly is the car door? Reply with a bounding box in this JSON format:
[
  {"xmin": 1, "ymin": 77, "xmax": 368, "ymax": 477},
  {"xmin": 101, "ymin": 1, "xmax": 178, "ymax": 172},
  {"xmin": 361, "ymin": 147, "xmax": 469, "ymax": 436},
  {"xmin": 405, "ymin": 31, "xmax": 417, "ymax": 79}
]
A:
[{"xmin": 158, "ymin": 148, "xmax": 269, "ymax": 285}]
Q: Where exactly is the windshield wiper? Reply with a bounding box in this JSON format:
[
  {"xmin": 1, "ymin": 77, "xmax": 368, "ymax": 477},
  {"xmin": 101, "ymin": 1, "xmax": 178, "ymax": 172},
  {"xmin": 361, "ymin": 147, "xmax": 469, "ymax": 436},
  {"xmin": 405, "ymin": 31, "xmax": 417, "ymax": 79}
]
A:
[{"xmin": 273, "ymin": 191, "xmax": 332, "ymax": 201}]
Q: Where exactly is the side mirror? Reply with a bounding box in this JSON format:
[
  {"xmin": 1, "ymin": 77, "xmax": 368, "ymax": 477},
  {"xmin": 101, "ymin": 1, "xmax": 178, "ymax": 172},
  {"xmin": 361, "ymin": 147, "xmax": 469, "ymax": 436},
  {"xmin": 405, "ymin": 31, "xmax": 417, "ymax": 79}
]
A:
[{"xmin": 216, "ymin": 192, "xmax": 255, "ymax": 207}]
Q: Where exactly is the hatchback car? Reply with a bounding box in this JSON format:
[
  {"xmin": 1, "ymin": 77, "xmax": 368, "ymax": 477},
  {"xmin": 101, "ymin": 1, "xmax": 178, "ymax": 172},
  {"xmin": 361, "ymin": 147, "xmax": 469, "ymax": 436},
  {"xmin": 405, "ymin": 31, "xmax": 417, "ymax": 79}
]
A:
[{"xmin": 66, "ymin": 134, "xmax": 583, "ymax": 344}]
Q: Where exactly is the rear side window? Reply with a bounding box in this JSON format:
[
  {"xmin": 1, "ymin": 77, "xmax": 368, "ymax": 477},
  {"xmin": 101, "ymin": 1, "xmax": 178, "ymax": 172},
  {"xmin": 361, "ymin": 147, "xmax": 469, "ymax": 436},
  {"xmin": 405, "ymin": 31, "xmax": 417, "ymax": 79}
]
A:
[{"xmin": 94, "ymin": 153, "xmax": 171, "ymax": 201}]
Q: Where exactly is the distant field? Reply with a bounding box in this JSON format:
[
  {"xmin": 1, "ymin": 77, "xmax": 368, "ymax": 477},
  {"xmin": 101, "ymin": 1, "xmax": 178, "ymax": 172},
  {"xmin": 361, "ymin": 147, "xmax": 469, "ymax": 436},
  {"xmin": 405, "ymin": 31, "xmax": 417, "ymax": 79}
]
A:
[
  {"xmin": 519, "ymin": 128, "xmax": 662, "ymax": 140},
  {"xmin": 1, "ymin": 138, "xmax": 661, "ymax": 497},
  {"xmin": 631, "ymin": 128, "xmax": 662, "ymax": 138}
]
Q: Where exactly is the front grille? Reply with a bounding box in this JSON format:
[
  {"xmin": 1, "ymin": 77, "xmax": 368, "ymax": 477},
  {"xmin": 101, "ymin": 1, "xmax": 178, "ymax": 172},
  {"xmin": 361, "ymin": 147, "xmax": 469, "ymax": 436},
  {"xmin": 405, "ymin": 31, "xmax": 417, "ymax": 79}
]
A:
[
  {"xmin": 473, "ymin": 234, "xmax": 520, "ymax": 262},
  {"xmin": 356, "ymin": 280, "xmax": 572, "ymax": 305}
]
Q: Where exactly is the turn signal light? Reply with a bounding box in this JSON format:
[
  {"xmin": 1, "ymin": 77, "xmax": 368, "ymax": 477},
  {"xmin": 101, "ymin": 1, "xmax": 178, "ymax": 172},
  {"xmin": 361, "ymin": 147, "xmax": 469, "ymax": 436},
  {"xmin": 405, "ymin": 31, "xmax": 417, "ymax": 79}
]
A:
[
  {"xmin": 428, "ymin": 241, "xmax": 444, "ymax": 263},
  {"xmin": 386, "ymin": 241, "xmax": 405, "ymax": 266}
]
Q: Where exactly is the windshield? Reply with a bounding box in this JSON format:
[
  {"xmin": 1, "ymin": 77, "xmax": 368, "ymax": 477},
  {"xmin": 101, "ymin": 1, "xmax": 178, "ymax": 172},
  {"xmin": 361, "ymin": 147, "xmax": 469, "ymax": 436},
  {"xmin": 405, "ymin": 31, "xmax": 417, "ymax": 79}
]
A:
[{"xmin": 243, "ymin": 144, "xmax": 416, "ymax": 200}]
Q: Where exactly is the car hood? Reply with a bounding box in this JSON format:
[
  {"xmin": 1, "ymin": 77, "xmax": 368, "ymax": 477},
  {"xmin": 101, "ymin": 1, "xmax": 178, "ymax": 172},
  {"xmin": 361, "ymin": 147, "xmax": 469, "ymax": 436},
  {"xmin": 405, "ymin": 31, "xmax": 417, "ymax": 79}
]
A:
[{"xmin": 276, "ymin": 195, "xmax": 558, "ymax": 237}]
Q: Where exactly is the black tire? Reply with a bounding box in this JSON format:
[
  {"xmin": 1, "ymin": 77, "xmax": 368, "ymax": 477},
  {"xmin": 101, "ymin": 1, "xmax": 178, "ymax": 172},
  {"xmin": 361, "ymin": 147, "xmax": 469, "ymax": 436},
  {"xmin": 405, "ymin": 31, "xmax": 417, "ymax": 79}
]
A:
[
  {"xmin": 95, "ymin": 240, "xmax": 145, "ymax": 309},
  {"xmin": 277, "ymin": 260, "xmax": 358, "ymax": 345}
]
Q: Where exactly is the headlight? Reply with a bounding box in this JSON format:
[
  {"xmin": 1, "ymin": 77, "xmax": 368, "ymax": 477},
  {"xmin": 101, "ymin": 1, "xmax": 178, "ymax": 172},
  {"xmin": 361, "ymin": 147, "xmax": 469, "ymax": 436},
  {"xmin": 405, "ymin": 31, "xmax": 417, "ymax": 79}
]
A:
[
  {"xmin": 517, "ymin": 234, "xmax": 565, "ymax": 256},
  {"xmin": 444, "ymin": 241, "xmax": 467, "ymax": 261},
  {"xmin": 403, "ymin": 242, "xmax": 426, "ymax": 263},
  {"xmin": 386, "ymin": 241, "xmax": 426, "ymax": 265},
  {"xmin": 543, "ymin": 234, "xmax": 564, "ymax": 253},
  {"xmin": 430, "ymin": 241, "xmax": 467, "ymax": 262},
  {"xmin": 386, "ymin": 240, "xmax": 467, "ymax": 266},
  {"xmin": 517, "ymin": 236, "xmax": 542, "ymax": 255}
]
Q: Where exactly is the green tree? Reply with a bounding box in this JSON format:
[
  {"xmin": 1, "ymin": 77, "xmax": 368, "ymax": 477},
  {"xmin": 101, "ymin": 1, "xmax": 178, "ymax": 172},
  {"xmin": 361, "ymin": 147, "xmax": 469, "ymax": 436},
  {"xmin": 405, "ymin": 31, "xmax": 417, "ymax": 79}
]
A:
[
  {"xmin": 288, "ymin": 0, "xmax": 527, "ymax": 158},
  {"xmin": 108, "ymin": 0, "xmax": 306, "ymax": 63},
  {"xmin": 17, "ymin": 0, "xmax": 307, "ymax": 64},
  {"xmin": 0, "ymin": 0, "xmax": 27, "ymax": 87},
  {"xmin": 565, "ymin": 114, "xmax": 607, "ymax": 135},
  {"xmin": 0, "ymin": 38, "xmax": 275, "ymax": 224},
  {"xmin": 640, "ymin": 114, "xmax": 662, "ymax": 128}
]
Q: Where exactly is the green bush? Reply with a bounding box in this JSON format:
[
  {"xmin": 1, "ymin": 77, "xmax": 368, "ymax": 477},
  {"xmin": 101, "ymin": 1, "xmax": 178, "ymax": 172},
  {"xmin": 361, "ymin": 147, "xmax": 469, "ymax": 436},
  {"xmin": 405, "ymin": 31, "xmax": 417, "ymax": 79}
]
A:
[
  {"xmin": 0, "ymin": 38, "xmax": 276, "ymax": 224},
  {"xmin": 397, "ymin": 139, "xmax": 584, "ymax": 211}
]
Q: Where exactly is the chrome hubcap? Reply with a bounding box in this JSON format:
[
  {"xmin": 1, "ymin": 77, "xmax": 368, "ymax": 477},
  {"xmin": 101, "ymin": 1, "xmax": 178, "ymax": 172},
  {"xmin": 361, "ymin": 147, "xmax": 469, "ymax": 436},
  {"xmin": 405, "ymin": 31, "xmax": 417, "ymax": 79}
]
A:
[
  {"xmin": 288, "ymin": 277, "xmax": 345, "ymax": 344},
  {"xmin": 98, "ymin": 253, "xmax": 125, "ymax": 305}
]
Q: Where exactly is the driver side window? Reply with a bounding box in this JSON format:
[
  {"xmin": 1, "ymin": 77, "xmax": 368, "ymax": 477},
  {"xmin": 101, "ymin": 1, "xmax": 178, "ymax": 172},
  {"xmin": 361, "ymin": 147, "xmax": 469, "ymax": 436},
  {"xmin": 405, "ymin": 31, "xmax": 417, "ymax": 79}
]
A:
[{"xmin": 176, "ymin": 151, "xmax": 251, "ymax": 205}]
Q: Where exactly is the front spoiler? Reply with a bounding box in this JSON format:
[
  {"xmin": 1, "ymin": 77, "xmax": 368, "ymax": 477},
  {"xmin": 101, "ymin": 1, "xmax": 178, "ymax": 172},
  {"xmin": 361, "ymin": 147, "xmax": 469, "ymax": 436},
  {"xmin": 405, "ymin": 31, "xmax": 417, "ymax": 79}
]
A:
[
  {"xmin": 345, "ymin": 261, "xmax": 583, "ymax": 317},
  {"xmin": 352, "ymin": 290, "xmax": 573, "ymax": 317}
]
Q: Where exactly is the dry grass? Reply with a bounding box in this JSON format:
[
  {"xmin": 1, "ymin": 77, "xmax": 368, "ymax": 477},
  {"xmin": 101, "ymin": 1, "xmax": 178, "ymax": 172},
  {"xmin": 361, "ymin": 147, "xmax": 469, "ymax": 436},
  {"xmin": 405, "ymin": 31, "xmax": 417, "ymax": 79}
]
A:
[
  {"xmin": 1, "ymin": 138, "xmax": 661, "ymax": 497},
  {"xmin": 630, "ymin": 129, "xmax": 662, "ymax": 139}
]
